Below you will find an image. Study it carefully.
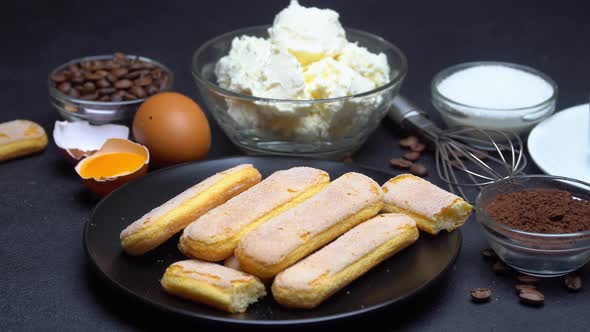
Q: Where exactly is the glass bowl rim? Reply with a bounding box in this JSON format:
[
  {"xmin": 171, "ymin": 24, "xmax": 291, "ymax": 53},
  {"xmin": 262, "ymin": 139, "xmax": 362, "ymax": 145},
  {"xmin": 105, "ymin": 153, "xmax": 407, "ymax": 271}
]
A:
[
  {"xmin": 431, "ymin": 61, "xmax": 558, "ymax": 112},
  {"xmin": 191, "ymin": 25, "xmax": 408, "ymax": 104},
  {"xmin": 48, "ymin": 54, "xmax": 174, "ymax": 106},
  {"xmin": 475, "ymin": 174, "xmax": 590, "ymax": 238}
]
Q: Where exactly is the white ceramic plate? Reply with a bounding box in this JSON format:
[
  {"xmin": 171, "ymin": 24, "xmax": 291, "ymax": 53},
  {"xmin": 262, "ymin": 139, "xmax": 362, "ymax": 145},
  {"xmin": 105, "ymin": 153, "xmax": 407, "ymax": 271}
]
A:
[{"xmin": 528, "ymin": 103, "xmax": 590, "ymax": 183}]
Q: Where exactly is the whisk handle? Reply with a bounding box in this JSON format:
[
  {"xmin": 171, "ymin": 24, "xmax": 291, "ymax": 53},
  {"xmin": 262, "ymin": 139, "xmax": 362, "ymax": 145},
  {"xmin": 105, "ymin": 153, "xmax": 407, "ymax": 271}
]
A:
[{"xmin": 390, "ymin": 95, "xmax": 441, "ymax": 140}]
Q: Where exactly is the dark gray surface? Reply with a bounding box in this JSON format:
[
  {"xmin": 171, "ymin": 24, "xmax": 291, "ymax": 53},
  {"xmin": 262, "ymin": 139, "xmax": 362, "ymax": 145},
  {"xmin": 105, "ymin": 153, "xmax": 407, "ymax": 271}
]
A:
[{"xmin": 2, "ymin": 0, "xmax": 589, "ymax": 331}]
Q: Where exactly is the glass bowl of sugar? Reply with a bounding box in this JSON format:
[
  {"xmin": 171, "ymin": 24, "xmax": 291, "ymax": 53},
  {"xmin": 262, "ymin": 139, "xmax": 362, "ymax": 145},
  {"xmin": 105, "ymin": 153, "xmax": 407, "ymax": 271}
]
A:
[{"xmin": 431, "ymin": 61, "xmax": 558, "ymax": 135}]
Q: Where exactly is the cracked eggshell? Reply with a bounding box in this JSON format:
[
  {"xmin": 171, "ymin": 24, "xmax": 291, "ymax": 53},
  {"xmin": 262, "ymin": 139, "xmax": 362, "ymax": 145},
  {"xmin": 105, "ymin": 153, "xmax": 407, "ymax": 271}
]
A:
[
  {"xmin": 53, "ymin": 120, "xmax": 129, "ymax": 163},
  {"xmin": 75, "ymin": 138, "xmax": 149, "ymax": 196}
]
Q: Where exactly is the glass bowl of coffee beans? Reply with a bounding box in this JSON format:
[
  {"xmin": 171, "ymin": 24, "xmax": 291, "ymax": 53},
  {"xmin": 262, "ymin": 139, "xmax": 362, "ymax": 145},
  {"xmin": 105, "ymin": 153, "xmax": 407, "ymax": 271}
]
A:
[
  {"xmin": 476, "ymin": 175, "xmax": 590, "ymax": 277},
  {"xmin": 49, "ymin": 53, "xmax": 173, "ymax": 124}
]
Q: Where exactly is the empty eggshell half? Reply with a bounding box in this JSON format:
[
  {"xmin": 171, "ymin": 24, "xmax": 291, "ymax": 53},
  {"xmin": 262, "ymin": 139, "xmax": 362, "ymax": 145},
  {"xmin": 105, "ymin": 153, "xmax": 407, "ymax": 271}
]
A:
[
  {"xmin": 75, "ymin": 138, "xmax": 149, "ymax": 196},
  {"xmin": 53, "ymin": 120, "xmax": 129, "ymax": 163}
]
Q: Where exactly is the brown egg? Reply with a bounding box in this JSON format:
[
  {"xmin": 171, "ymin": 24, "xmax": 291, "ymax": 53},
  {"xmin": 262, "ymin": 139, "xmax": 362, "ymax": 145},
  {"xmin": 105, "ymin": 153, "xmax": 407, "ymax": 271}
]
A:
[{"xmin": 132, "ymin": 92, "xmax": 211, "ymax": 166}]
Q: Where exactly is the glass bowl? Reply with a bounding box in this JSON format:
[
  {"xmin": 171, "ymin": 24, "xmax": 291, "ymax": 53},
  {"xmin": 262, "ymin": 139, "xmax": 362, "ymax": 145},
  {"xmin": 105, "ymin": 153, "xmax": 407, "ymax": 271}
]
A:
[
  {"xmin": 475, "ymin": 175, "xmax": 590, "ymax": 277},
  {"xmin": 192, "ymin": 26, "xmax": 407, "ymax": 159},
  {"xmin": 431, "ymin": 61, "xmax": 558, "ymax": 136},
  {"xmin": 49, "ymin": 55, "xmax": 173, "ymax": 125}
]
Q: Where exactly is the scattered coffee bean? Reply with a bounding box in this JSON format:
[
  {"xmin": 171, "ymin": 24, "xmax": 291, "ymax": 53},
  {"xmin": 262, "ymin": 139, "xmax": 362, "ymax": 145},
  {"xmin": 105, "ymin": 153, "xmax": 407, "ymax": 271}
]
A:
[
  {"xmin": 409, "ymin": 163, "xmax": 428, "ymax": 176},
  {"xmin": 51, "ymin": 53, "xmax": 168, "ymax": 101},
  {"xmin": 403, "ymin": 151, "xmax": 421, "ymax": 161},
  {"xmin": 515, "ymin": 284, "xmax": 536, "ymax": 294},
  {"xmin": 516, "ymin": 274, "xmax": 540, "ymax": 285},
  {"xmin": 399, "ymin": 136, "xmax": 419, "ymax": 148},
  {"xmin": 390, "ymin": 158, "xmax": 412, "ymax": 169},
  {"xmin": 518, "ymin": 289, "xmax": 544, "ymax": 306},
  {"xmin": 410, "ymin": 142, "xmax": 426, "ymax": 152},
  {"xmin": 492, "ymin": 261, "xmax": 512, "ymax": 275},
  {"xmin": 449, "ymin": 149, "xmax": 467, "ymax": 159},
  {"xmin": 480, "ymin": 248, "xmax": 498, "ymax": 261},
  {"xmin": 470, "ymin": 288, "xmax": 492, "ymax": 303},
  {"xmin": 473, "ymin": 150, "xmax": 488, "ymax": 161},
  {"xmin": 564, "ymin": 273, "xmax": 582, "ymax": 292}
]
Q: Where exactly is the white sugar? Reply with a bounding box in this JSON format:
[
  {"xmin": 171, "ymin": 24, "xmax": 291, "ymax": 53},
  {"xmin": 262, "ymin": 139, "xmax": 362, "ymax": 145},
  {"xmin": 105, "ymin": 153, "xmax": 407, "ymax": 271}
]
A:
[{"xmin": 437, "ymin": 65, "xmax": 553, "ymax": 109}]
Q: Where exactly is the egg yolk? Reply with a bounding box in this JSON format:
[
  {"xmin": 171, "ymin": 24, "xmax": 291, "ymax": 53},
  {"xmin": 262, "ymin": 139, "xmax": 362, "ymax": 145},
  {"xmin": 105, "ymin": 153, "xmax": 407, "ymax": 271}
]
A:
[{"xmin": 80, "ymin": 152, "xmax": 145, "ymax": 179}]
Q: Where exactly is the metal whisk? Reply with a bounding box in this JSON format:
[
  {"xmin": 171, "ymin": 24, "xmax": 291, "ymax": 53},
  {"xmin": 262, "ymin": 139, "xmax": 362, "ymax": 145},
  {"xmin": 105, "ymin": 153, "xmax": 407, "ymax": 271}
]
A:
[{"xmin": 390, "ymin": 96, "xmax": 527, "ymax": 201}]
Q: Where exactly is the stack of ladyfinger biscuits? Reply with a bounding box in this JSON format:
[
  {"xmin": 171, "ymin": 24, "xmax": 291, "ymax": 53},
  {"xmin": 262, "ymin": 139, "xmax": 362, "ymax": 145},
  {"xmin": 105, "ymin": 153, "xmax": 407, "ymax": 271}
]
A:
[{"xmin": 120, "ymin": 165, "xmax": 472, "ymax": 313}]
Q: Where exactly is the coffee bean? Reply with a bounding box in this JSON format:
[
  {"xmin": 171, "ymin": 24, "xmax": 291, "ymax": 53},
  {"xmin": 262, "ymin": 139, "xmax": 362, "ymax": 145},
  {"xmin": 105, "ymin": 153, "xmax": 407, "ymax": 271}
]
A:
[
  {"xmin": 79, "ymin": 92, "xmax": 99, "ymax": 100},
  {"xmin": 134, "ymin": 77, "xmax": 152, "ymax": 86},
  {"xmin": 409, "ymin": 163, "xmax": 428, "ymax": 176},
  {"xmin": 111, "ymin": 92, "xmax": 124, "ymax": 102},
  {"xmin": 95, "ymin": 69, "xmax": 109, "ymax": 78},
  {"xmin": 564, "ymin": 273, "xmax": 582, "ymax": 292},
  {"xmin": 519, "ymin": 289, "xmax": 544, "ymax": 306},
  {"xmin": 474, "ymin": 150, "xmax": 488, "ymax": 161},
  {"xmin": 90, "ymin": 61, "xmax": 105, "ymax": 71},
  {"xmin": 80, "ymin": 61, "xmax": 92, "ymax": 70},
  {"xmin": 515, "ymin": 284, "xmax": 536, "ymax": 294},
  {"xmin": 449, "ymin": 150, "xmax": 467, "ymax": 159},
  {"xmin": 516, "ymin": 274, "xmax": 540, "ymax": 285},
  {"xmin": 400, "ymin": 136, "xmax": 419, "ymax": 148},
  {"xmin": 96, "ymin": 78, "xmax": 110, "ymax": 88},
  {"xmin": 410, "ymin": 142, "xmax": 426, "ymax": 152},
  {"xmin": 130, "ymin": 86, "xmax": 146, "ymax": 98},
  {"xmin": 130, "ymin": 62, "xmax": 145, "ymax": 70},
  {"xmin": 113, "ymin": 52, "xmax": 126, "ymax": 60},
  {"xmin": 159, "ymin": 75, "xmax": 169, "ymax": 89},
  {"xmin": 106, "ymin": 73, "xmax": 118, "ymax": 83},
  {"xmin": 480, "ymin": 248, "xmax": 498, "ymax": 261},
  {"xmin": 390, "ymin": 158, "xmax": 412, "ymax": 169},
  {"xmin": 51, "ymin": 72, "xmax": 67, "ymax": 82},
  {"xmin": 67, "ymin": 64, "xmax": 80, "ymax": 73},
  {"xmin": 146, "ymin": 85, "xmax": 159, "ymax": 95},
  {"xmin": 71, "ymin": 74, "xmax": 84, "ymax": 84},
  {"xmin": 68, "ymin": 88, "xmax": 79, "ymax": 98},
  {"xmin": 114, "ymin": 79, "xmax": 133, "ymax": 89},
  {"xmin": 151, "ymin": 68, "xmax": 162, "ymax": 80},
  {"xmin": 403, "ymin": 151, "xmax": 421, "ymax": 161},
  {"xmin": 98, "ymin": 95, "xmax": 111, "ymax": 102},
  {"xmin": 82, "ymin": 81, "xmax": 96, "ymax": 93},
  {"xmin": 123, "ymin": 92, "xmax": 137, "ymax": 100},
  {"xmin": 103, "ymin": 60, "xmax": 116, "ymax": 69},
  {"xmin": 57, "ymin": 81, "xmax": 71, "ymax": 93},
  {"xmin": 492, "ymin": 261, "xmax": 512, "ymax": 275},
  {"xmin": 470, "ymin": 288, "xmax": 492, "ymax": 303},
  {"xmin": 112, "ymin": 67, "xmax": 128, "ymax": 78},
  {"xmin": 84, "ymin": 72, "xmax": 103, "ymax": 81},
  {"xmin": 73, "ymin": 85, "xmax": 84, "ymax": 91},
  {"xmin": 98, "ymin": 87, "xmax": 116, "ymax": 95},
  {"xmin": 125, "ymin": 70, "xmax": 142, "ymax": 79}
]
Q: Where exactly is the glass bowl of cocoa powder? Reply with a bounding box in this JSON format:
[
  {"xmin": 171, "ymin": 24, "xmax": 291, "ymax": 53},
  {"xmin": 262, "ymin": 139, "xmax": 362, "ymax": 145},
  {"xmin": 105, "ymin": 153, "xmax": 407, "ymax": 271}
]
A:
[{"xmin": 476, "ymin": 175, "xmax": 590, "ymax": 277}]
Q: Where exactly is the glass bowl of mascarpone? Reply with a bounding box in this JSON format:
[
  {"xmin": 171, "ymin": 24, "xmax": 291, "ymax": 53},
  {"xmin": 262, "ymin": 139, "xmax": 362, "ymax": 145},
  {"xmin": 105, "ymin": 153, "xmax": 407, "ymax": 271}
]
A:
[{"xmin": 191, "ymin": 1, "xmax": 407, "ymax": 158}]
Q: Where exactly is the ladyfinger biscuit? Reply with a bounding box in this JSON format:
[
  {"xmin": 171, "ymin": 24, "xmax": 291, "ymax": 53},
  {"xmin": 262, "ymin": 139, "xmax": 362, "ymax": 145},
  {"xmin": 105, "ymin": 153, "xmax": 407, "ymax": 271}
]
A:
[
  {"xmin": 236, "ymin": 172, "xmax": 383, "ymax": 278},
  {"xmin": 272, "ymin": 213, "xmax": 419, "ymax": 308},
  {"xmin": 0, "ymin": 120, "xmax": 47, "ymax": 162},
  {"xmin": 382, "ymin": 174, "xmax": 472, "ymax": 235},
  {"xmin": 161, "ymin": 259, "xmax": 266, "ymax": 313},
  {"xmin": 120, "ymin": 164, "xmax": 261, "ymax": 255},
  {"xmin": 178, "ymin": 167, "xmax": 330, "ymax": 261}
]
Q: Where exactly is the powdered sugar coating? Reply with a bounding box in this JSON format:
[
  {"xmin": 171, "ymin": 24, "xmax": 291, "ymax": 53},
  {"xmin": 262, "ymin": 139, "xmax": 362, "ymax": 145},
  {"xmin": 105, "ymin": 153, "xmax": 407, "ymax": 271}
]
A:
[
  {"xmin": 274, "ymin": 213, "xmax": 416, "ymax": 289},
  {"xmin": 239, "ymin": 172, "xmax": 383, "ymax": 265},
  {"xmin": 383, "ymin": 174, "xmax": 460, "ymax": 219},
  {"xmin": 183, "ymin": 167, "xmax": 329, "ymax": 243},
  {"xmin": 120, "ymin": 164, "xmax": 255, "ymax": 238},
  {"xmin": 169, "ymin": 259, "xmax": 257, "ymax": 289},
  {"xmin": 0, "ymin": 120, "xmax": 45, "ymax": 144}
]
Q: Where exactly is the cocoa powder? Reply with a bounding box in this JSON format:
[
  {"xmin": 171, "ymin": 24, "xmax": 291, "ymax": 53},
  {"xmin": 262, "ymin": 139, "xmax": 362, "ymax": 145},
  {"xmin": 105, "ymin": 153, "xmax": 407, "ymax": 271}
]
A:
[{"xmin": 486, "ymin": 189, "xmax": 590, "ymax": 233}]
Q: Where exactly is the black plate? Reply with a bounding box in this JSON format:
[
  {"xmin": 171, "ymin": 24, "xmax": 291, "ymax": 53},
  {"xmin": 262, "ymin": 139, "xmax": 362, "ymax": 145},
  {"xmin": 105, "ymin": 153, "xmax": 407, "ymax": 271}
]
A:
[{"xmin": 84, "ymin": 156, "xmax": 461, "ymax": 326}]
